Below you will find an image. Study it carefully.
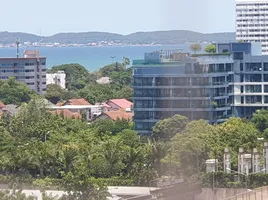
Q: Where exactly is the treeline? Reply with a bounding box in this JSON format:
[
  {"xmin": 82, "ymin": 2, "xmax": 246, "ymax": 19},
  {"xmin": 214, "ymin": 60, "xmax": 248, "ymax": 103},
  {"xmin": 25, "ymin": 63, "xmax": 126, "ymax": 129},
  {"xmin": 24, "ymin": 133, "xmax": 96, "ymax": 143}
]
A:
[
  {"xmin": 46, "ymin": 58, "xmax": 132, "ymax": 104},
  {"xmin": 0, "ymin": 60, "xmax": 133, "ymax": 106},
  {"xmin": 0, "ymin": 98, "xmax": 171, "ymax": 199}
]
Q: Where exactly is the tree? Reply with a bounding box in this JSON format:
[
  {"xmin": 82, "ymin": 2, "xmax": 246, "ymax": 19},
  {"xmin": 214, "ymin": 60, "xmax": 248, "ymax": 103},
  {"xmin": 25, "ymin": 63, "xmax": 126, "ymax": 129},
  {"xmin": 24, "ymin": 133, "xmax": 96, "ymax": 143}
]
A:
[
  {"xmin": 123, "ymin": 57, "xmax": 130, "ymax": 69},
  {"xmin": 45, "ymin": 84, "xmax": 68, "ymax": 104},
  {"xmin": 110, "ymin": 71, "xmax": 132, "ymax": 86},
  {"xmin": 251, "ymin": 109, "xmax": 268, "ymax": 132},
  {"xmin": 204, "ymin": 44, "xmax": 216, "ymax": 54},
  {"xmin": 99, "ymin": 63, "xmax": 124, "ymax": 77},
  {"xmin": 171, "ymin": 120, "xmax": 216, "ymax": 177},
  {"xmin": 152, "ymin": 115, "xmax": 188, "ymax": 140},
  {"xmin": 0, "ymin": 77, "xmax": 35, "ymax": 105},
  {"xmin": 190, "ymin": 43, "xmax": 202, "ymax": 54}
]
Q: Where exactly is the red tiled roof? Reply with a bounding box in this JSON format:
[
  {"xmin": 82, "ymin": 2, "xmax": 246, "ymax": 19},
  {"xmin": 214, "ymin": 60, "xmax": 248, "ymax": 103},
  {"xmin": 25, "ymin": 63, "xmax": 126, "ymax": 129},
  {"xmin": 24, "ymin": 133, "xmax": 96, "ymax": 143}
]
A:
[
  {"xmin": 102, "ymin": 102, "xmax": 111, "ymax": 108},
  {"xmin": 50, "ymin": 109, "xmax": 81, "ymax": 119},
  {"xmin": 56, "ymin": 102, "xmax": 63, "ymax": 106},
  {"xmin": 0, "ymin": 101, "xmax": 5, "ymax": 108},
  {"xmin": 108, "ymin": 99, "xmax": 133, "ymax": 109},
  {"xmin": 63, "ymin": 98, "xmax": 91, "ymax": 106},
  {"xmin": 104, "ymin": 110, "xmax": 133, "ymax": 121}
]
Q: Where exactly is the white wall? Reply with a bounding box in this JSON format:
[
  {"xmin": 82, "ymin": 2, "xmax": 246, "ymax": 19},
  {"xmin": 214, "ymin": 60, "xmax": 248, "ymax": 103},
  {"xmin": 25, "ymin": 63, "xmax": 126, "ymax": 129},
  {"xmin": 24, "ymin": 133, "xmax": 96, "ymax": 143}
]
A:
[{"xmin": 46, "ymin": 71, "xmax": 66, "ymax": 89}]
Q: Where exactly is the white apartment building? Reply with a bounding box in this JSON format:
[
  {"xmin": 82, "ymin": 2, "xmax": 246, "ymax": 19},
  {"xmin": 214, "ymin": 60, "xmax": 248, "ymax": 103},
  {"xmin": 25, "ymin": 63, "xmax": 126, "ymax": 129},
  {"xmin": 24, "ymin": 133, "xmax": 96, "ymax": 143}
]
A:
[
  {"xmin": 236, "ymin": 0, "xmax": 268, "ymax": 54},
  {"xmin": 46, "ymin": 71, "xmax": 66, "ymax": 89},
  {"xmin": 0, "ymin": 50, "xmax": 46, "ymax": 94}
]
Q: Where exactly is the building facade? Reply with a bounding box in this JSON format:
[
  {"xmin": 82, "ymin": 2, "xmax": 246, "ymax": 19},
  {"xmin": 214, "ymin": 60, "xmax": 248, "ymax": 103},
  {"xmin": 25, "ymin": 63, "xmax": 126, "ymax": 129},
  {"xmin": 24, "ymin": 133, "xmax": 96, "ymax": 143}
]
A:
[
  {"xmin": 132, "ymin": 43, "xmax": 268, "ymax": 134},
  {"xmin": 0, "ymin": 50, "xmax": 46, "ymax": 94},
  {"xmin": 236, "ymin": 0, "xmax": 268, "ymax": 54},
  {"xmin": 46, "ymin": 71, "xmax": 66, "ymax": 89}
]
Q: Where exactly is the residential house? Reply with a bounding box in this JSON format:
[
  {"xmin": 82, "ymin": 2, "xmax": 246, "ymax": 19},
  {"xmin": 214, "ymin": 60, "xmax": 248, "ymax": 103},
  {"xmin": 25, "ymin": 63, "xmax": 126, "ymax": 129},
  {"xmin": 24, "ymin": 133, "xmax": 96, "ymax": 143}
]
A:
[
  {"xmin": 62, "ymin": 98, "xmax": 92, "ymax": 106},
  {"xmin": 97, "ymin": 110, "xmax": 133, "ymax": 121},
  {"xmin": 50, "ymin": 98, "xmax": 103, "ymax": 121},
  {"xmin": 106, "ymin": 99, "xmax": 133, "ymax": 112},
  {"xmin": 50, "ymin": 109, "xmax": 81, "ymax": 119}
]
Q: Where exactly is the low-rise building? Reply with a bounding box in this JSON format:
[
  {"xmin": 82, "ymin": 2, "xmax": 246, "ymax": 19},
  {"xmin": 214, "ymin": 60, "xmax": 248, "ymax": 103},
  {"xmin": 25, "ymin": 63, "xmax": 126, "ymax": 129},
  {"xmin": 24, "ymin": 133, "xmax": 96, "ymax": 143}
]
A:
[
  {"xmin": 46, "ymin": 71, "xmax": 66, "ymax": 89},
  {"xmin": 97, "ymin": 110, "xmax": 134, "ymax": 121},
  {"xmin": 50, "ymin": 109, "xmax": 81, "ymax": 119},
  {"xmin": 106, "ymin": 99, "xmax": 133, "ymax": 112}
]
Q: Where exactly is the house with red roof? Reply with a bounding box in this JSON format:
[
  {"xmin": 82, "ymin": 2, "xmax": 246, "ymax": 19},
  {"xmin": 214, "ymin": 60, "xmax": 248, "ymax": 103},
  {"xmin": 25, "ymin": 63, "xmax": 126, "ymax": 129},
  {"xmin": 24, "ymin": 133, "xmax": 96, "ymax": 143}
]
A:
[
  {"xmin": 97, "ymin": 110, "xmax": 133, "ymax": 121},
  {"xmin": 62, "ymin": 98, "xmax": 91, "ymax": 106},
  {"xmin": 50, "ymin": 109, "xmax": 82, "ymax": 119},
  {"xmin": 106, "ymin": 99, "xmax": 133, "ymax": 112}
]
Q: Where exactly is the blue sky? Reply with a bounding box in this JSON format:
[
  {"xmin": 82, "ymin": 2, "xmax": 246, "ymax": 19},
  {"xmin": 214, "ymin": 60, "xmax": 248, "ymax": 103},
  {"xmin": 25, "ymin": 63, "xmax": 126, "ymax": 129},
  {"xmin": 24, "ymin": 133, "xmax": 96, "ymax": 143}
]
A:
[{"xmin": 0, "ymin": 0, "xmax": 236, "ymax": 36}]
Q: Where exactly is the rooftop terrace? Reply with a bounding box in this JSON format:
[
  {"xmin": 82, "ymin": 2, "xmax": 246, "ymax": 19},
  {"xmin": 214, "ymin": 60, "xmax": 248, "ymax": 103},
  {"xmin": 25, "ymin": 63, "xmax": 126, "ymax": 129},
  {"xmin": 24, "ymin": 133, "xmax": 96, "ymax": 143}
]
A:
[{"xmin": 132, "ymin": 52, "xmax": 232, "ymax": 66}]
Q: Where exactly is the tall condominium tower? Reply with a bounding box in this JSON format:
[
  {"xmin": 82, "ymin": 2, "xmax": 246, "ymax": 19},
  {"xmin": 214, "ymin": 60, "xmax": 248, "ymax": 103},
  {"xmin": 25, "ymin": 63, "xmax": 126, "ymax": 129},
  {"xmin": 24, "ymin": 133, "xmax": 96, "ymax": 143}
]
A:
[{"xmin": 236, "ymin": 0, "xmax": 268, "ymax": 54}]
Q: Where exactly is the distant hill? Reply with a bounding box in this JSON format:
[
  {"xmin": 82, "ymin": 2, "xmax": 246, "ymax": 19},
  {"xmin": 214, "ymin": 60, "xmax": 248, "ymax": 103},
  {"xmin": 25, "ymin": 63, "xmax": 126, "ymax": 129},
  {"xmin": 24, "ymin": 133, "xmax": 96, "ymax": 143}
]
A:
[{"xmin": 0, "ymin": 30, "xmax": 236, "ymax": 45}]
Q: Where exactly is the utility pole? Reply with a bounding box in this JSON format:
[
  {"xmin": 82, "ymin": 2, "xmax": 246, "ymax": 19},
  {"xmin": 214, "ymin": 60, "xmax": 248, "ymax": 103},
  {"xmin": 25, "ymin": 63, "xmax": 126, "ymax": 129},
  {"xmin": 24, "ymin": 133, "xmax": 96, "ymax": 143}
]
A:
[{"xmin": 15, "ymin": 38, "xmax": 20, "ymax": 58}]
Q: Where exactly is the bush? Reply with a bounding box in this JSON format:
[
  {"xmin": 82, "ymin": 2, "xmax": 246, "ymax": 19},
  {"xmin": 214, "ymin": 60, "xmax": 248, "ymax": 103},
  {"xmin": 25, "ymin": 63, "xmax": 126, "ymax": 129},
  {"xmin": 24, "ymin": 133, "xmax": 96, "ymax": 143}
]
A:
[{"xmin": 202, "ymin": 172, "xmax": 268, "ymax": 189}]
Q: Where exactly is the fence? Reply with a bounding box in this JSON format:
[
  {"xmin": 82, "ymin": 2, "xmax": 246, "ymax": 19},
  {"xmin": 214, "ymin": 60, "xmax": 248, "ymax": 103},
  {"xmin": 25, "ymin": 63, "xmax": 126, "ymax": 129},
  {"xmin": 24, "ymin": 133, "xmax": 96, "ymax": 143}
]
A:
[{"xmin": 226, "ymin": 186, "xmax": 268, "ymax": 200}]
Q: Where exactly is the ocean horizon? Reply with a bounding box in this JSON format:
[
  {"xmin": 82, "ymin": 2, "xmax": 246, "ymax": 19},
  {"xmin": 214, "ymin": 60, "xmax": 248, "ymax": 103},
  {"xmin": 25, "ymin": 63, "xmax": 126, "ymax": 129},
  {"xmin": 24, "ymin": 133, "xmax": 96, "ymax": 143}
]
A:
[{"xmin": 0, "ymin": 44, "xmax": 205, "ymax": 71}]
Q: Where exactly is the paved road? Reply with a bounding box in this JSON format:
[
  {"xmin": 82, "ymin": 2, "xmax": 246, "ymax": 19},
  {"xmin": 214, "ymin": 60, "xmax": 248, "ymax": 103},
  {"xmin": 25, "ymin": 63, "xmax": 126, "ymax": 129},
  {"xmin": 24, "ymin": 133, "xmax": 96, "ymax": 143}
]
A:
[{"xmin": 11, "ymin": 186, "xmax": 155, "ymax": 200}]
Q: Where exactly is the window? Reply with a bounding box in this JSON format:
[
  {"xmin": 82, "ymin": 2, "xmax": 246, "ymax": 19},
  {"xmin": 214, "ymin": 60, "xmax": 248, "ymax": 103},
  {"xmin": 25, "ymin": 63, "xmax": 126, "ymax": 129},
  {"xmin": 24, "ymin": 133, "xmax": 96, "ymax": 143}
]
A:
[
  {"xmin": 245, "ymin": 85, "xmax": 262, "ymax": 93},
  {"xmin": 41, "ymin": 62, "xmax": 46, "ymax": 65},
  {"xmin": 27, "ymin": 83, "xmax": 35, "ymax": 85},
  {"xmin": 264, "ymin": 85, "xmax": 268, "ymax": 92},
  {"xmin": 245, "ymin": 63, "xmax": 262, "ymax": 71},
  {"xmin": 25, "ymin": 69, "xmax": 34, "ymax": 72},
  {"xmin": 264, "ymin": 63, "xmax": 268, "ymax": 71}
]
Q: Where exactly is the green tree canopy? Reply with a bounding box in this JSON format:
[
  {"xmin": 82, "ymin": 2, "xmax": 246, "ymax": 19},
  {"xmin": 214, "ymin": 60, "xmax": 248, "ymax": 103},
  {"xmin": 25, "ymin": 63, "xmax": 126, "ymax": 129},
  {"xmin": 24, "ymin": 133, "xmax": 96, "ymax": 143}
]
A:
[
  {"xmin": 204, "ymin": 44, "xmax": 216, "ymax": 53},
  {"xmin": 45, "ymin": 84, "xmax": 68, "ymax": 104},
  {"xmin": 251, "ymin": 109, "xmax": 268, "ymax": 132},
  {"xmin": 0, "ymin": 77, "xmax": 35, "ymax": 105},
  {"xmin": 171, "ymin": 120, "xmax": 216, "ymax": 177},
  {"xmin": 152, "ymin": 114, "xmax": 188, "ymax": 140},
  {"xmin": 99, "ymin": 62, "xmax": 125, "ymax": 77}
]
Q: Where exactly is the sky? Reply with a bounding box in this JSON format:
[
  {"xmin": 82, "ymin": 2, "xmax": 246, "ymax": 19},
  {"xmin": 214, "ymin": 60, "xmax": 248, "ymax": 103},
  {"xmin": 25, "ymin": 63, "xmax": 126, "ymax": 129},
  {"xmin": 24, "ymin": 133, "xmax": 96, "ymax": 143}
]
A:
[{"xmin": 0, "ymin": 0, "xmax": 236, "ymax": 36}]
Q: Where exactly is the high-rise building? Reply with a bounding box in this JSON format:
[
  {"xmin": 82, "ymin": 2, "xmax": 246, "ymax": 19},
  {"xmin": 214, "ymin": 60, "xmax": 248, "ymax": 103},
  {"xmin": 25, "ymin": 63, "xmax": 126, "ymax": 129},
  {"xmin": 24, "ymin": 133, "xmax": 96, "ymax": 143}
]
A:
[
  {"xmin": 236, "ymin": 0, "xmax": 268, "ymax": 54},
  {"xmin": 132, "ymin": 43, "xmax": 268, "ymax": 135},
  {"xmin": 0, "ymin": 50, "xmax": 46, "ymax": 94}
]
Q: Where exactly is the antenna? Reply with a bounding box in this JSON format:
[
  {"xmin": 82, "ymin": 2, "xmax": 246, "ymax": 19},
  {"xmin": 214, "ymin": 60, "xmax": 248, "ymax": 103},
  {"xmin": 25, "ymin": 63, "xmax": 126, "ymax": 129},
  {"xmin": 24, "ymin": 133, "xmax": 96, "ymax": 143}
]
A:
[{"xmin": 15, "ymin": 38, "xmax": 20, "ymax": 58}]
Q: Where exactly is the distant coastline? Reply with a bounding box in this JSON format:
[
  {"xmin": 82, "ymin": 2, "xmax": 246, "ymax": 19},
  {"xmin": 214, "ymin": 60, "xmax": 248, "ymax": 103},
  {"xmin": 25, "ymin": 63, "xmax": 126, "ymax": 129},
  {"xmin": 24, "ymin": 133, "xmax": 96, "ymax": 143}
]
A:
[{"xmin": 0, "ymin": 30, "xmax": 235, "ymax": 46}]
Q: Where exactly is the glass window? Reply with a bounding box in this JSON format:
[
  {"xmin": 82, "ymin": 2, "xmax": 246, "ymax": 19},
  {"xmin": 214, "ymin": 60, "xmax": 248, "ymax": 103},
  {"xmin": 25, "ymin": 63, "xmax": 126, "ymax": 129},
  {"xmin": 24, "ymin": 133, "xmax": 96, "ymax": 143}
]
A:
[{"xmin": 245, "ymin": 85, "xmax": 262, "ymax": 93}]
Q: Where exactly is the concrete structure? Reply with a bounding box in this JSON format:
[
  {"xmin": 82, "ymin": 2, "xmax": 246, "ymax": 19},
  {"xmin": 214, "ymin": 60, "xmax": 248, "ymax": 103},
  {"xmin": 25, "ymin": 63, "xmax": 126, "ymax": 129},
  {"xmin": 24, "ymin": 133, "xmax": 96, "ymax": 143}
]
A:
[
  {"xmin": 46, "ymin": 71, "xmax": 66, "ymax": 89},
  {"xmin": 107, "ymin": 99, "xmax": 133, "ymax": 112},
  {"xmin": 96, "ymin": 77, "xmax": 111, "ymax": 84},
  {"xmin": 205, "ymin": 159, "xmax": 218, "ymax": 173},
  {"xmin": 236, "ymin": 0, "xmax": 268, "ymax": 54},
  {"xmin": 132, "ymin": 43, "xmax": 268, "ymax": 134},
  {"xmin": 0, "ymin": 50, "xmax": 46, "ymax": 94},
  {"xmin": 224, "ymin": 148, "xmax": 231, "ymax": 173},
  {"xmin": 50, "ymin": 105, "xmax": 104, "ymax": 121},
  {"xmin": 97, "ymin": 110, "xmax": 134, "ymax": 121}
]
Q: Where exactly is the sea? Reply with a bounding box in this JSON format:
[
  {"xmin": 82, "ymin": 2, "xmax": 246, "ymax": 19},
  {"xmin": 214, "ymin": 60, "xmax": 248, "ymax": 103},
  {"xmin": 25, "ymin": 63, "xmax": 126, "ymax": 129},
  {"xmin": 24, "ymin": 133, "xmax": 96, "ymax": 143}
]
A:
[{"xmin": 0, "ymin": 44, "xmax": 203, "ymax": 71}]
